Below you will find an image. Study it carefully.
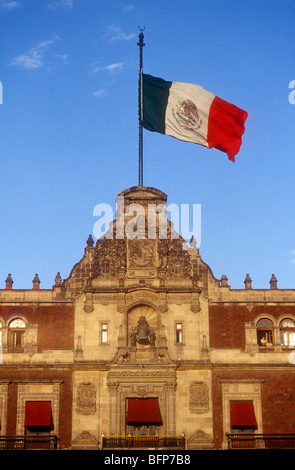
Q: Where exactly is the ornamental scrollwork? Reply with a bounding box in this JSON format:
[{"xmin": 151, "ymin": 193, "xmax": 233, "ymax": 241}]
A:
[
  {"xmin": 76, "ymin": 382, "xmax": 97, "ymax": 415},
  {"xmin": 189, "ymin": 381, "xmax": 209, "ymax": 414}
]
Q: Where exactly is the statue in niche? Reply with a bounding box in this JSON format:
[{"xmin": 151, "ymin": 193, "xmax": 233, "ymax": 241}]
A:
[{"xmin": 158, "ymin": 240, "xmax": 168, "ymax": 269}]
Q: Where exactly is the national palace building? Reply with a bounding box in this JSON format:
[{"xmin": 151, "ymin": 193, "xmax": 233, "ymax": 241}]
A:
[{"xmin": 0, "ymin": 185, "xmax": 295, "ymax": 451}]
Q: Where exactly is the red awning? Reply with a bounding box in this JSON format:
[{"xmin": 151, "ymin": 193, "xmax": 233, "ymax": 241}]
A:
[
  {"xmin": 126, "ymin": 399, "xmax": 162, "ymax": 424},
  {"xmin": 25, "ymin": 401, "xmax": 52, "ymax": 427},
  {"xmin": 230, "ymin": 401, "xmax": 257, "ymax": 428}
]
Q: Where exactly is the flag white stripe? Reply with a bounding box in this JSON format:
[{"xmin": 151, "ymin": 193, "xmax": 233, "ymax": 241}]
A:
[{"xmin": 164, "ymin": 81, "xmax": 215, "ymax": 147}]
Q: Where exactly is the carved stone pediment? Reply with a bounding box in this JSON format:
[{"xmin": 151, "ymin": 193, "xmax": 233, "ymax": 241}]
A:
[
  {"xmin": 187, "ymin": 429, "xmax": 214, "ymax": 450},
  {"xmin": 72, "ymin": 431, "xmax": 99, "ymax": 449},
  {"xmin": 62, "ymin": 187, "xmax": 222, "ymax": 300}
]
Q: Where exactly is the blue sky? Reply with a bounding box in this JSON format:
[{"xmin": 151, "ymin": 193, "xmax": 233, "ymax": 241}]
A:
[{"xmin": 0, "ymin": 0, "xmax": 295, "ymax": 290}]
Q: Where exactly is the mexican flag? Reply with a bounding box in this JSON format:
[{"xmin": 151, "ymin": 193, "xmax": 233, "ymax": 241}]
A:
[{"xmin": 140, "ymin": 74, "xmax": 248, "ymax": 162}]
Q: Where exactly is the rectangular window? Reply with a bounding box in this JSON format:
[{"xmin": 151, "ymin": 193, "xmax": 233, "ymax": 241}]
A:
[
  {"xmin": 281, "ymin": 331, "xmax": 295, "ymax": 347},
  {"xmin": 176, "ymin": 323, "xmax": 183, "ymax": 343},
  {"xmin": 101, "ymin": 323, "xmax": 108, "ymax": 343},
  {"xmin": 9, "ymin": 330, "xmax": 24, "ymax": 347}
]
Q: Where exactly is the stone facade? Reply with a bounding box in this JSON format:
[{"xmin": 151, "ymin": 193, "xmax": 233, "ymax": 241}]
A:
[{"xmin": 0, "ymin": 186, "xmax": 295, "ymax": 450}]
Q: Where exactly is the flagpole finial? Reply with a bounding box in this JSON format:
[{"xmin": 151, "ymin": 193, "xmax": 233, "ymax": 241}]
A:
[
  {"xmin": 138, "ymin": 26, "xmax": 145, "ymax": 45},
  {"xmin": 137, "ymin": 26, "xmax": 145, "ymax": 73}
]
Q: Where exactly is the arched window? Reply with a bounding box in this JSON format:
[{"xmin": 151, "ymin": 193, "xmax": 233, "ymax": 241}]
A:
[
  {"xmin": 257, "ymin": 319, "xmax": 274, "ymax": 346},
  {"xmin": 0, "ymin": 321, "xmax": 2, "ymax": 347},
  {"xmin": 280, "ymin": 319, "xmax": 295, "ymax": 347},
  {"xmin": 8, "ymin": 318, "xmax": 26, "ymax": 347}
]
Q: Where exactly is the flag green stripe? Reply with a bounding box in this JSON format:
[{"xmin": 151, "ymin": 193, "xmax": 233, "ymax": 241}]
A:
[{"xmin": 141, "ymin": 74, "xmax": 172, "ymax": 134}]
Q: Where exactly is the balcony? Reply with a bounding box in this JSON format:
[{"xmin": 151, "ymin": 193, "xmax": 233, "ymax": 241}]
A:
[
  {"xmin": 102, "ymin": 435, "xmax": 186, "ymax": 450},
  {"xmin": 0, "ymin": 435, "xmax": 59, "ymax": 450},
  {"xmin": 226, "ymin": 434, "xmax": 295, "ymax": 449}
]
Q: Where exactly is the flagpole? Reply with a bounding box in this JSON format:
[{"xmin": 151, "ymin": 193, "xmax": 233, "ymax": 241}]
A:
[{"xmin": 137, "ymin": 27, "xmax": 145, "ymax": 187}]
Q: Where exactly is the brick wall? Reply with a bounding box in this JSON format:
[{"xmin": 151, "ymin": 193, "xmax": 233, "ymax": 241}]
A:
[
  {"xmin": 0, "ymin": 304, "xmax": 74, "ymax": 350},
  {"xmin": 0, "ymin": 369, "xmax": 73, "ymax": 449},
  {"xmin": 212, "ymin": 369, "xmax": 295, "ymax": 449},
  {"xmin": 209, "ymin": 304, "xmax": 295, "ymax": 349}
]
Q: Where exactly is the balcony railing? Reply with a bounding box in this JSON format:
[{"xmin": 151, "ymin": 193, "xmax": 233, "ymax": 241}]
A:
[
  {"xmin": 102, "ymin": 435, "xmax": 186, "ymax": 449},
  {"xmin": 226, "ymin": 434, "xmax": 295, "ymax": 450},
  {"xmin": 0, "ymin": 435, "xmax": 59, "ymax": 450}
]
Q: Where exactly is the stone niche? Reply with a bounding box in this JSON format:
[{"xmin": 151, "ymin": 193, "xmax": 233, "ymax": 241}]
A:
[{"xmin": 115, "ymin": 304, "xmax": 171, "ymax": 365}]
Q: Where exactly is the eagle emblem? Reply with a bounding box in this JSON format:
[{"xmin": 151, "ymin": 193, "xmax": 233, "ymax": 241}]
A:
[{"xmin": 172, "ymin": 99, "xmax": 202, "ymax": 133}]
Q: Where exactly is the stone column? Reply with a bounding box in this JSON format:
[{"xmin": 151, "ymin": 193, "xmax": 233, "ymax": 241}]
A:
[
  {"xmin": 166, "ymin": 383, "xmax": 177, "ymax": 435},
  {"xmin": 107, "ymin": 383, "xmax": 118, "ymax": 435}
]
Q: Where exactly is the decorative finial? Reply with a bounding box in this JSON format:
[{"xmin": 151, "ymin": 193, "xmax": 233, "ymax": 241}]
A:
[
  {"xmin": 244, "ymin": 273, "xmax": 252, "ymax": 290},
  {"xmin": 86, "ymin": 234, "xmax": 94, "ymax": 247},
  {"xmin": 189, "ymin": 236, "xmax": 197, "ymax": 250},
  {"xmin": 220, "ymin": 274, "xmax": 229, "ymax": 287},
  {"xmin": 5, "ymin": 274, "xmax": 13, "ymax": 289},
  {"xmin": 138, "ymin": 26, "xmax": 145, "ymax": 41},
  {"xmin": 269, "ymin": 274, "xmax": 278, "ymax": 289},
  {"xmin": 32, "ymin": 274, "xmax": 40, "ymax": 289},
  {"xmin": 54, "ymin": 272, "xmax": 62, "ymax": 287}
]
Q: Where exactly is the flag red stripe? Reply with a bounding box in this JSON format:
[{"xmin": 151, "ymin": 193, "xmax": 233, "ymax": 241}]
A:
[{"xmin": 207, "ymin": 96, "xmax": 248, "ymax": 162}]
